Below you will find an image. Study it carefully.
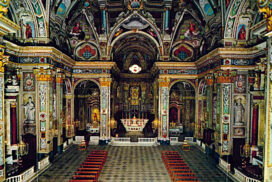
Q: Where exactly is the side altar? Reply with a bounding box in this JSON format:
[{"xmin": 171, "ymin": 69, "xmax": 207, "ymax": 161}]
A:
[{"xmin": 121, "ymin": 116, "xmax": 148, "ymax": 132}]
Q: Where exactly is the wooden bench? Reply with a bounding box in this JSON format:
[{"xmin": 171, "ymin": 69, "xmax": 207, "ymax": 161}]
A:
[
  {"xmin": 71, "ymin": 175, "xmax": 96, "ymax": 180},
  {"xmin": 81, "ymin": 164, "xmax": 102, "ymax": 169},
  {"xmin": 78, "ymin": 167, "xmax": 101, "ymax": 172},
  {"xmin": 172, "ymin": 176, "xmax": 199, "ymax": 181},
  {"xmin": 75, "ymin": 171, "xmax": 99, "ymax": 176}
]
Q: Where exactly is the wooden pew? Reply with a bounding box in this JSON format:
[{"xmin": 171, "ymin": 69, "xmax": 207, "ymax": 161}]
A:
[
  {"xmin": 172, "ymin": 176, "xmax": 199, "ymax": 181},
  {"xmin": 71, "ymin": 175, "xmax": 96, "ymax": 180},
  {"xmin": 78, "ymin": 167, "xmax": 101, "ymax": 172}
]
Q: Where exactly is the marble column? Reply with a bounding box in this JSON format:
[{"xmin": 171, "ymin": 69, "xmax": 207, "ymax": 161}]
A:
[
  {"xmin": 158, "ymin": 78, "xmax": 170, "ymax": 144},
  {"xmin": 99, "ymin": 78, "xmax": 111, "ymax": 144}
]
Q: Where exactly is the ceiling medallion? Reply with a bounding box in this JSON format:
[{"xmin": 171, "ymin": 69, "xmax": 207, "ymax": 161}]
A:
[{"xmin": 129, "ymin": 64, "xmax": 142, "ymax": 74}]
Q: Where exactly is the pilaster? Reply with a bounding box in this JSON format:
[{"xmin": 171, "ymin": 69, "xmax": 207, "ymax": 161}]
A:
[
  {"xmin": 158, "ymin": 77, "xmax": 170, "ymax": 144},
  {"xmin": 34, "ymin": 68, "xmax": 54, "ymax": 154},
  {"xmin": 56, "ymin": 71, "xmax": 64, "ymax": 153},
  {"xmin": 99, "ymin": 77, "xmax": 111, "ymax": 144}
]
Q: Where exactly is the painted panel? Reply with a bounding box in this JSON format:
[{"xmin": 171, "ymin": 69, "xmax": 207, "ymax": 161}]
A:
[
  {"xmin": 39, "ymin": 83, "xmax": 47, "ymax": 112},
  {"xmin": 23, "ymin": 72, "xmax": 35, "ymax": 91}
]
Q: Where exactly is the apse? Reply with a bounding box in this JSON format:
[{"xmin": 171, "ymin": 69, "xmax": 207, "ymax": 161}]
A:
[{"xmin": 111, "ymin": 33, "xmax": 158, "ymax": 73}]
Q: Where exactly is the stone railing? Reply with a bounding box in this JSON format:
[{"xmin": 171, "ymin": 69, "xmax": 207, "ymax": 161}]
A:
[
  {"xmin": 38, "ymin": 156, "xmax": 50, "ymax": 170},
  {"xmin": 6, "ymin": 166, "xmax": 35, "ymax": 182},
  {"xmin": 89, "ymin": 136, "xmax": 99, "ymax": 145},
  {"xmin": 219, "ymin": 158, "xmax": 230, "ymax": 172},
  {"xmin": 138, "ymin": 138, "xmax": 157, "ymax": 143},
  {"xmin": 185, "ymin": 137, "xmax": 194, "ymax": 142},
  {"xmin": 5, "ymin": 175, "xmax": 20, "ymax": 182},
  {"xmin": 170, "ymin": 137, "xmax": 179, "ymax": 145},
  {"xmin": 68, "ymin": 138, "xmax": 73, "ymax": 145},
  {"xmin": 6, "ymin": 157, "xmax": 51, "ymax": 182},
  {"xmin": 111, "ymin": 137, "xmax": 130, "ymax": 142},
  {"xmin": 21, "ymin": 166, "xmax": 35, "ymax": 182},
  {"xmin": 234, "ymin": 168, "xmax": 262, "ymax": 182}
]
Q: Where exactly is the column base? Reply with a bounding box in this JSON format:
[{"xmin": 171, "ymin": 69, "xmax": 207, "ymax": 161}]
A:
[
  {"xmin": 99, "ymin": 139, "xmax": 110, "ymax": 145},
  {"xmin": 158, "ymin": 139, "xmax": 170, "ymax": 145},
  {"xmin": 57, "ymin": 145, "xmax": 63, "ymax": 154}
]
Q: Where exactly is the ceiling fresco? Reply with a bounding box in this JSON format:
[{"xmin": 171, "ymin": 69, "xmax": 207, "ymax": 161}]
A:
[{"xmin": 3, "ymin": 0, "xmax": 262, "ymax": 65}]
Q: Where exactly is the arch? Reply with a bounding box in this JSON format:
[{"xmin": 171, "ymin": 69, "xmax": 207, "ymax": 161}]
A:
[
  {"xmin": 109, "ymin": 30, "xmax": 162, "ymax": 57},
  {"xmin": 73, "ymin": 78, "xmax": 100, "ymax": 95},
  {"xmin": 170, "ymin": 79, "xmax": 197, "ymax": 93},
  {"xmin": 107, "ymin": 11, "xmax": 163, "ymax": 56}
]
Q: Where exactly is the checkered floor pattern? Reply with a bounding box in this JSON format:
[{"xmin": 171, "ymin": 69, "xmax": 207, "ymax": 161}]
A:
[{"xmin": 33, "ymin": 145, "xmax": 233, "ymax": 182}]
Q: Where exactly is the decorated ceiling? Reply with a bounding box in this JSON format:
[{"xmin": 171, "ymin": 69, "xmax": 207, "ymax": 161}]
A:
[{"xmin": 4, "ymin": 0, "xmax": 264, "ymax": 68}]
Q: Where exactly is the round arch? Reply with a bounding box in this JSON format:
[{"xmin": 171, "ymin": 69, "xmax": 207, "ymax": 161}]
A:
[
  {"xmin": 109, "ymin": 30, "xmax": 163, "ymax": 57},
  {"xmin": 73, "ymin": 78, "xmax": 100, "ymax": 94},
  {"xmin": 170, "ymin": 79, "xmax": 197, "ymax": 93},
  {"xmin": 107, "ymin": 12, "xmax": 163, "ymax": 56}
]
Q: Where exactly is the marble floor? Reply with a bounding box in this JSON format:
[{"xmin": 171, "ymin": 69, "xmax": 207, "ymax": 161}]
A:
[{"xmin": 33, "ymin": 144, "xmax": 233, "ymax": 182}]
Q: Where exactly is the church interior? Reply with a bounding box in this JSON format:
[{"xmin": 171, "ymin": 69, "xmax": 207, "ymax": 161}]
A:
[{"xmin": 0, "ymin": 0, "xmax": 271, "ymax": 181}]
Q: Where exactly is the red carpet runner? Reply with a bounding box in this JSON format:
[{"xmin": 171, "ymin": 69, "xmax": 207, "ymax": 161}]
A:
[
  {"xmin": 69, "ymin": 150, "xmax": 108, "ymax": 182},
  {"xmin": 162, "ymin": 151, "xmax": 199, "ymax": 182}
]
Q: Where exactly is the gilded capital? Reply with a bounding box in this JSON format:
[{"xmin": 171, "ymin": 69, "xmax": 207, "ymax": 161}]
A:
[
  {"xmin": 99, "ymin": 77, "xmax": 112, "ymax": 87},
  {"xmin": 158, "ymin": 77, "xmax": 170, "ymax": 87},
  {"xmin": 34, "ymin": 68, "xmax": 54, "ymax": 81}
]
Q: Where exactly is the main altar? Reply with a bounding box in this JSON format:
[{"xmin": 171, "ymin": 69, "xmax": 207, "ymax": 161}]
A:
[{"xmin": 121, "ymin": 116, "xmax": 148, "ymax": 132}]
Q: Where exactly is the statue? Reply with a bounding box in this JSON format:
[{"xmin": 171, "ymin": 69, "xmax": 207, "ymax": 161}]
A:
[
  {"xmin": 12, "ymin": 75, "xmax": 18, "ymax": 86},
  {"xmin": 234, "ymin": 98, "xmax": 245, "ymax": 125},
  {"xmin": 23, "ymin": 96, "xmax": 35, "ymax": 124}
]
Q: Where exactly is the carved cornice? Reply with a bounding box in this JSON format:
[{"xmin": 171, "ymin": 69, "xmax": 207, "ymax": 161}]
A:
[{"xmin": 4, "ymin": 41, "xmax": 75, "ymax": 67}]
